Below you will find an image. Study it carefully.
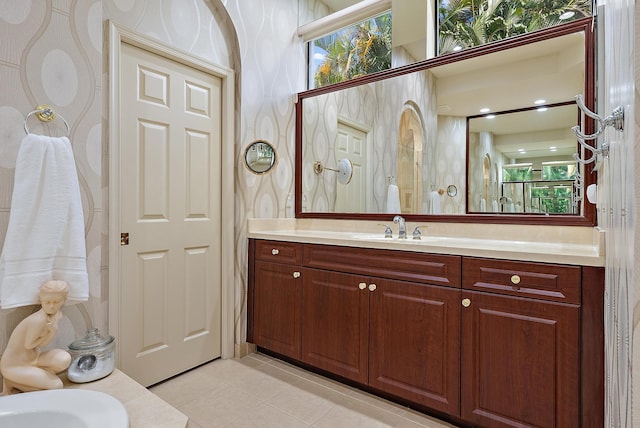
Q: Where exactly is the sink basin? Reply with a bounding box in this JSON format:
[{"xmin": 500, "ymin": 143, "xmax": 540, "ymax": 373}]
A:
[{"xmin": 0, "ymin": 389, "xmax": 128, "ymax": 428}]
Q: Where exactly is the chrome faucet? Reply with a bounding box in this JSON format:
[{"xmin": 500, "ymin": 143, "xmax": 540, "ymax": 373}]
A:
[{"xmin": 393, "ymin": 215, "xmax": 407, "ymax": 239}]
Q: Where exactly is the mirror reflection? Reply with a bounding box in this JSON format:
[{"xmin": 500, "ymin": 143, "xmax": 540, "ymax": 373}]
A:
[
  {"xmin": 244, "ymin": 140, "xmax": 277, "ymax": 175},
  {"xmin": 468, "ymin": 104, "xmax": 579, "ymax": 214},
  {"xmin": 297, "ymin": 20, "xmax": 594, "ymax": 224}
]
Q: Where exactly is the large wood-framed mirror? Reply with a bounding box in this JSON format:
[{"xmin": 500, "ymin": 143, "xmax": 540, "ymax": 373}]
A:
[{"xmin": 295, "ymin": 18, "xmax": 596, "ymax": 226}]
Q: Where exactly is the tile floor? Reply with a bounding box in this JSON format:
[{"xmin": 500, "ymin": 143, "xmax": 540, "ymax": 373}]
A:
[{"xmin": 149, "ymin": 352, "xmax": 458, "ymax": 428}]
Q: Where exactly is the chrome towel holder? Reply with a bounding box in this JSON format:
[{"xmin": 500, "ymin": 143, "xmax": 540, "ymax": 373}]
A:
[
  {"xmin": 572, "ymin": 94, "xmax": 624, "ymax": 165},
  {"xmin": 23, "ymin": 105, "xmax": 70, "ymax": 137}
]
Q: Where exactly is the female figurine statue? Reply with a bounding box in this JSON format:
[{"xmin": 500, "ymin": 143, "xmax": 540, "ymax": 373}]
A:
[{"xmin": 1, "ymin": 280, "xmax": 72, "ymax": 395}]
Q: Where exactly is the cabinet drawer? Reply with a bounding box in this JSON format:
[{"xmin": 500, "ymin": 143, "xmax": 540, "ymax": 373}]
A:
[
  {"xmin": 303, "ymin": 244, "xmax": 461, "ymax": 288},
  {"xmin": 462, "ymin": 257, "xmax": 581, "ymax": 304},
  {"xmin": 255, "ymin": 240, "xmax": 303, "ymax": 264}
]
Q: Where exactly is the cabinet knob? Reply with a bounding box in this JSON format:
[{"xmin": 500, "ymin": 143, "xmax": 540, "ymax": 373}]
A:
[
  {"xmin": 510, "ymin": 275, "xmax": 521, "ymax": 285},
  {"xmin": 293, "ymin": 271, "xmax": 301, "ymax": 279},
  {"xmin": 358, "ymin": 282, "xmax": 367, "ymax": 290},
  {"xmin": 368, "ymin": 283, "xmax": 377, "ymax": 292},
  {"xmin": 271, "ymin": 249, "xmax": 279, "ymax": 255},
  {"xmin": 462, "ymin": 298, "xmax": 471, "ymax": 308}
]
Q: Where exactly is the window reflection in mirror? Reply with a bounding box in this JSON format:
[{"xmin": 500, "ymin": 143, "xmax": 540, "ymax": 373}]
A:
[{"xmin": 467, "ymin": 103, "xmax": 580, "ymax": 215}]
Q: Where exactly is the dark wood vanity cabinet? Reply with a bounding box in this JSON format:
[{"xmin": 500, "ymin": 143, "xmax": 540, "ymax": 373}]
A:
[
  {"xmin": 460, "ymin": 257, "xmax": 584, "ymax": 428},
  {"xmin": 301, "ymin": 268, "xmax": 461, "ymax": 415},
  {"xmin": 248, "ymin": 240, "xmax": 604, "ymax": 428},
  {"xmin": 368, "ymin": 276, "xmax": 460, "ymax": 415},
  {"xmin": 249, "ymin": 240, "xmax": 303, "ymax": 360},
  {"xmin": 300, "ymin": 244, "xmax": 462, "ymax": 414},
  {"xmin": 300, "ymin": 268, "xmax": 369, "ymax": 384}
]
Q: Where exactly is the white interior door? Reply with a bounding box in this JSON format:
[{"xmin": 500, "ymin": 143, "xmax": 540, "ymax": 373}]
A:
[
  {"xmin": 117, "ymin": 41, "xmax": 222, "ymax": 386},
  {"xmin": 335, "ymin": 121, "xmax": 368, "ymax": 212}
]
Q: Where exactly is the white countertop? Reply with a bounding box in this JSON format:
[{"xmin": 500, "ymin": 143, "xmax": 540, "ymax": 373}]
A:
[{"xmin": 248, "ymin": 219, "xmax": 605, "ymax": 267}]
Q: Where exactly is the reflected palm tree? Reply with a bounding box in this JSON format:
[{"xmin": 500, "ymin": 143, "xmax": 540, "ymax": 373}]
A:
[{"xmin": 438, "ymin": 0, "xmax": 591, "ymax": 54}]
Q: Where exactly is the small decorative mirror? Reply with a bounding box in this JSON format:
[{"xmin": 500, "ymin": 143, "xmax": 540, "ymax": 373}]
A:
[
  {"xmin": 244, "ymin": 140, "xmax": 277, "ymax": 174},
  {"xmin": 447, "ymin": 185, "xmax": 458, "ymax": 197}
]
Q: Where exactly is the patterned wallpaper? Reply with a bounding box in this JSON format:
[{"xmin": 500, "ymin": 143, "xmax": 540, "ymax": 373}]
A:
[
  {"xmin": 301, "ymin": 67, "xmax": 441, "ymax": 214},
  {"xmin": 0, "ymin": 1, "xmax": 103, "ymax": 351},
  {"xmin": 599, "ymin": 0, "xmax": 638, "ymax": 425}
]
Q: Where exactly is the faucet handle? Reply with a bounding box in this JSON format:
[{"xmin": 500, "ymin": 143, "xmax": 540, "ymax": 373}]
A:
[
  {"xmin": 378, "ymin": 224, "xmax": 393, "ymax": 238},
  {"xmin": 412, "ymin": 225, "xmax": 427, "ymax": 240}
]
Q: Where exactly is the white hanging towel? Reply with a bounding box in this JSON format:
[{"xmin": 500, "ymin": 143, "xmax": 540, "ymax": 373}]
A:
[
  {"xmin": 385, "ymin": 183, "xmax": 401, "ymax": 213},
  {"xmin": 428, "ymin": 191, "xmax": 441, "ymax": 214},
  {"xmin": 0, "ymin": 134, "xmax": 88, "ymax": 309}
]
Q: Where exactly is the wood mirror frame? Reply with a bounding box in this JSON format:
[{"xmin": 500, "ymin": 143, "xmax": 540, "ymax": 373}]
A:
[{"xmin": 295, "ymin": 18, "xmax": 596, "ymax": 226}]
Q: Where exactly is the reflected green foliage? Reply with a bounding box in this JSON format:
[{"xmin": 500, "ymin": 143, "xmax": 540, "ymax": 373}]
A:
[
  {"xmin": 503, "ymin": 165, "xmax": 533, "ymax": 182},
  {"xmin": 438, "ymin": 0, "xmax": 591, "ymax": 54},
  {"xmin": 542, "ymin": 164, "xmax": 576, "ymax": 180},
  {"xmin": 313, "ymin": 13, "xmax": 392, "ymax": 88},
  {"xmin": 531, "ymin": 186, "xmax": 573, "ymax": 213}
]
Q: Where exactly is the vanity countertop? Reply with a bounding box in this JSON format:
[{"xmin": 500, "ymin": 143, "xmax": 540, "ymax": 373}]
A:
[
  {"xmin": 248, "ymin": 218, "xmax": 605, "ymax": 267},
  {"xmin": 64, "ymin": 369, "xmax": 188, "ymax": 428}
]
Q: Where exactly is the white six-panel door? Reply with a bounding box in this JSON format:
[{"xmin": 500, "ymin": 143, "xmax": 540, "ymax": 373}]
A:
[
  {"xmin": 335, "ymin": 121, "xmax": 368, "ymax": 213},
  {"xmin": 117, "ymin": 41, "xmax": 223, "ymax": 387}
]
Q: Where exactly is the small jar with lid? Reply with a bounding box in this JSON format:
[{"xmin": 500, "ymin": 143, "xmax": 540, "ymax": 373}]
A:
[{"xmin": 67, "ymin": 328, "xmax": 116, "ymax": 383}]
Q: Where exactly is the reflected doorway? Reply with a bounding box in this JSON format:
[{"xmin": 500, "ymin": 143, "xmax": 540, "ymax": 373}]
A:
[{"xmin": 398, "ymin": 105, "xmax": 424, "ymax": 213}]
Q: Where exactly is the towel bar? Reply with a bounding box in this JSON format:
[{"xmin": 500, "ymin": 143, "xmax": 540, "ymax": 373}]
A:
[{"xmin": 24, "ymin": 105, "xmax": 70, "ymax": 137}]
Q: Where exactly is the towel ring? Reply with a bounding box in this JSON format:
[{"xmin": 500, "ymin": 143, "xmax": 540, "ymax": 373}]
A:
[{"xmin": 24, "ymin": 105, "xmax": 70, "ymax": 137}]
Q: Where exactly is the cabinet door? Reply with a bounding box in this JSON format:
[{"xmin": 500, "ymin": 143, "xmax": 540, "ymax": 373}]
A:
[
  {"xmin": 461, "ymin": 291, "xmax": 579, "ymax": 428},
  {"xmin": 253, "ymin": 261, "xmax": 302, "ymax": 359},
  {"xmin": 301, "ymin": 268, "xmax": 369, "ymax": 384},
  {"xmin": 369, "ymin": 278, "xmax": 460, "ymax": 415}
]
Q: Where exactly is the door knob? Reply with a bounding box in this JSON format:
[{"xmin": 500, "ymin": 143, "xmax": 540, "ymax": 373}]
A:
[
  {"xmin": 462, "ymin": 298, "xmax": 471, "ymax": 307},
  {"xmin": 511, "ymin": 275, "xmax": 521, "ymax": 285},
  {"xmin": 358, "ymin": 282, "xmax": 367, "ymax": 290},
  {"xmin": 271, "ymin": 248, "xmax": 279, "ymax": 255},
  {"xmin": 293, "ymin": 271, "xmax": 301, "ymax": 278},
  {"xmin": 368, "ymin": 283, "xmax": 377, "ymax": 291}
]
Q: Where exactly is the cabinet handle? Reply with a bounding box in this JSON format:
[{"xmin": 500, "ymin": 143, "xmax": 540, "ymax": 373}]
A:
[
  {"xmin": 293, "ymin": 271, "xmax": 301, "ymax": 279},
  {"xmin": 462, "ymin": 298, "xmax": 471, "ymax": 308},
  {"xmin": 271, "ymin": 249, "xmax": 279, "ymax": 255},
  {"xmin": 358, "ymin": 282, "xmax": 367, "ymax": 290},
  {"xmin": 368, "ymin": 283, "xmax": 377, "ymax": 292},
  {"xmin": 510, "ymin": 275, "xmax": 521, "ymax": 285}
]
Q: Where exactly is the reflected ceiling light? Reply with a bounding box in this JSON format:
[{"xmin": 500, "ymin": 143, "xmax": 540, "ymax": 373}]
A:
[
  {"xmin": 485, "ymin": 114, "xmax": 496, "ymax": 119},
  {"xmin": 559, "ymin": 11, "xmax": 575, "ymax": 20},
  {"xmin": 534, "ymin": 99, "xmax": 546, "ymax": 105},
  {"xmin": 550, "ymin": 146, "xmax": 557, "ymax": 152},
  {"xmin": 480, "ymin": 108, "xmax": 490, "ymax": 113},
  {"xmin": 453, "ymin": 45, "xmax": 462, "ymax": 52},
  {"xmin": 537, "ymin": 107, "xmax": 548, "ymax": 112}
]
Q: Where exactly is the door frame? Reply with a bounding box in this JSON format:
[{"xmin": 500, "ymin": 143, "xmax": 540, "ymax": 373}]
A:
[{"xmin": 107, "ymin": 21, "xmax": 235, "ymax": 365}]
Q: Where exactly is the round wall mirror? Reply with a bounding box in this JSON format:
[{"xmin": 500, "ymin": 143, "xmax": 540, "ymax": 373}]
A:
[{"xmin": 244, "ymin": 140, "xmax": 277, "ymax": 174}]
